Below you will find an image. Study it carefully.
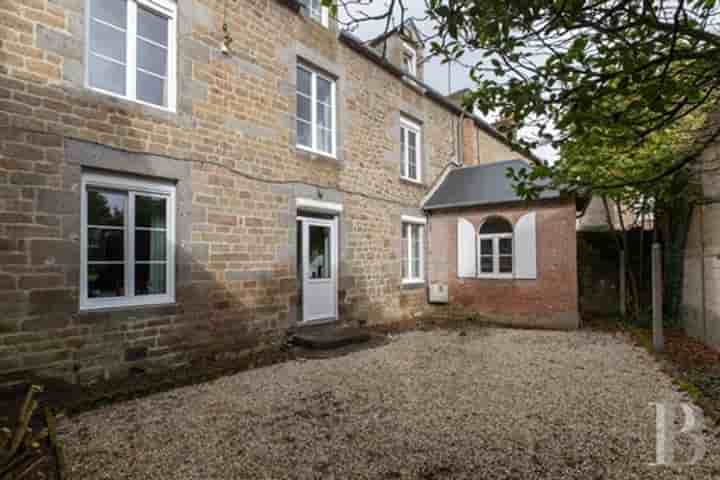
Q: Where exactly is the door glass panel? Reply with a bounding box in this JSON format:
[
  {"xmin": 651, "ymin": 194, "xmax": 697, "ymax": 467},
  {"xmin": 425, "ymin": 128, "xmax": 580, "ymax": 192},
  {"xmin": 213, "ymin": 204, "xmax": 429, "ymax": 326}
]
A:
[{"xmin": 308, "ymin": 225, "xmax": 331, "ymax": 279}]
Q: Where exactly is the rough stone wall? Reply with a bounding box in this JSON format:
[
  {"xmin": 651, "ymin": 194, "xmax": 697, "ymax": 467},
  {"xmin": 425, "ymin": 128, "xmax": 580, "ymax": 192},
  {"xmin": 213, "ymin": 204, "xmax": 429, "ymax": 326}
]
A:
[
  {"xmin": 0, "ymin": 0, "xmax": 468, "ymax": 381},
  {"xmin": 427, "ymin": 199, "xmax": 579, "ymax": 329}
]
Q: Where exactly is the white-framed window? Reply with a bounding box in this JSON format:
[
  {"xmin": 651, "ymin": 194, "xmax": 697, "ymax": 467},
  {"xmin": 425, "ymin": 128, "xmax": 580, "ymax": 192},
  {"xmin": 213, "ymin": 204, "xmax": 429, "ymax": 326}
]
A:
[
  {"xmin": 401, "ymin": 215, "xmax": 426, "ymax": 284},
  {"xmin": 457, "ymin": 213, "xmax": 537, "ymax": 280},
  {"xmin": 80, "ymin": 171, "xmax": 176, "ymax": 310},
  {"xmin": 296, "ymin": 64, "xmax": 336, "ymax": 157},
  {"xmin": 86, "ymin": 0, "xmax": 177, "ymax": 111},
  {"xmin": 400, "ymin": 116, "xmax": 422, "ymax": 182},
  {"xmin": 477, "ymin": 217, "xmax": 514, "ymax": 278},
  {"xmin": 402, "ymin": 42, "xmax": 417, "ymax": 76},
  {"xmin": 299, "ymin": 0, "xmax": 329, "ymax": 27}
]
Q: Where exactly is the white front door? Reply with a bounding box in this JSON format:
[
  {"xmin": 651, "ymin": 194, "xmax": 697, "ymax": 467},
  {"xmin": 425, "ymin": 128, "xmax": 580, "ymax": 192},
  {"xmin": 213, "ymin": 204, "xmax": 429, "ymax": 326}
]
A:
[{"xmin": 300, "ymin": 217, "xmax": 338, "ymax": 322}]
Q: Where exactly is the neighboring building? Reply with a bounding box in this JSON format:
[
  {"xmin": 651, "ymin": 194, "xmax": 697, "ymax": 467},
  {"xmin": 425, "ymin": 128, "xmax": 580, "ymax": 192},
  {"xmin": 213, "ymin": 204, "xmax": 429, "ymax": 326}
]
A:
[
  {"xmin": 0, "ymin": 0, "xmax": 574, "ymax": 382},
  {"xmin": 682, "ymin": 121, "xmax": 720, "ymax": 348}
]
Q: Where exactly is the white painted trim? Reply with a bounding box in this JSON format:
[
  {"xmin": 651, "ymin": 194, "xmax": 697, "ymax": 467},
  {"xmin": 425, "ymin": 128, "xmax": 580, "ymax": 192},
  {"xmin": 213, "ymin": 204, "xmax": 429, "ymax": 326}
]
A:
[
  {"xmin": 296, "ymin": 197, "xmax": 343, "ymax": 214},
  {"xmin": 402, "ymin": 41, "xmax": 417, "ymax": 76},
  {"xmin": 401, "ymin": 222, "xmax": 425, "ymax": 283},
  {"xmin": 299, "ymin": 216, "xmax": 338, "ymax": 322},
  {"xmin": 80, "ymin": 171, "xmax": 176, "ymax": 311},
  {"xmin": 401, "ymin": 215, "xmax": 426, "ymax": 225},
  {"xmin": 477, "ymin": 232, "xmax": 514, "ymax": 278},
  {"xmin": 85, "ymin": 0, "xmax": 177, "ymax": 112},
  {"xmin": 296, "ymin": 64, "xmax": 336, "ymax": 156},
  {"xmin": 400, "ymin": 116, "xmax": 422, "ymax": 182}
]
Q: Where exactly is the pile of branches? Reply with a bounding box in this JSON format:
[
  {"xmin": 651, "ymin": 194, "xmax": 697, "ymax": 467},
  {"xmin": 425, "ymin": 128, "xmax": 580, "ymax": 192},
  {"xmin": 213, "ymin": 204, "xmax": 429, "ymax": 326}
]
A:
[{"xmin": 0, "ymin": 385, "xmax": 65, "ymax": 480}]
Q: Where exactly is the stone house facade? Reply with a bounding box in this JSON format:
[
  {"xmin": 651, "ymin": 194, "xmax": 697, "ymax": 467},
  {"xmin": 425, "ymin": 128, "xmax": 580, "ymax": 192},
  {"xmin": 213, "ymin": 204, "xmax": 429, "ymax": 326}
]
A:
[{"xmin": 0, "ymin": 0, "xmax": 565, "ymax": 383}]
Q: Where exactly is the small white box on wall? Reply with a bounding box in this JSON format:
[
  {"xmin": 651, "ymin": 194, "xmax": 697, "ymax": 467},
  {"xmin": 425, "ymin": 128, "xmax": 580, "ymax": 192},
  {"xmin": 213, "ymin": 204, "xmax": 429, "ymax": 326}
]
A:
[{"xmin": 429, "ymin": 283, "xmax": 449, "ymax": 304}]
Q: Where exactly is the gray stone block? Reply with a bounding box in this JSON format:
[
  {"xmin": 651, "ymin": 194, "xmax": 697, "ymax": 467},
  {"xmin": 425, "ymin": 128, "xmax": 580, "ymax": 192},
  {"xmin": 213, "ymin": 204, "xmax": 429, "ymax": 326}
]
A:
[
  {"xmin": 36, "ymin": 25, "xmax": 83, "ymax": 61},
  {"xmin": 181, "ymin": 38, "xmax": 211, "ymax": 64},
  {"xmin": 63, "ymin": 57, "xmax": 84, "ymax": 85},
  {"xmin": 37, "ymin": 189, "xmax": 79, "ymax": 214},
  {"xmin": 49, "ymin": 0, "xmax": 84, "ymax": 12},
  {"xmin": 31, "ymin": 239, "xmax": 79, "ymax": 265},
  {"xmin": 225, "ymin": 270, "xmax": 273, "ymax": 282}
]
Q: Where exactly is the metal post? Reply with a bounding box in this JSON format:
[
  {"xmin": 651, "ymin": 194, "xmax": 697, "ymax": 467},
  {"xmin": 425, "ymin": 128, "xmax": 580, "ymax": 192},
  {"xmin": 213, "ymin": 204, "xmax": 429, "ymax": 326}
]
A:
[
  {"xmin": 619, "ymin": 249, "xmax": 626, "ymax": 318},
  {"xmin": 652, "ymin": 243, "xmax": 664, "ymax": 352}
]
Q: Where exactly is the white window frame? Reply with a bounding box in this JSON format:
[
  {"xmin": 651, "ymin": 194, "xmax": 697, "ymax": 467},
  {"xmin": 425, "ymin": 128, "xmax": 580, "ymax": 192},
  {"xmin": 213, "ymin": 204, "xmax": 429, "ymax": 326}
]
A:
[
  {"xmin": 300, "ymin": 0, "xmax": 330, "ymax": 28},
  {"xmin": 401, "ymin": 215, "xmax": 426, "ymax": 285},
  {"xmin": 80, "ymin": 171, "xmax": 176, "ymax": 310},
  {"xmin": 296, "ymin": 64, "xmax": 337, "ymax": 157},
  {"xmin": 85, "ymin": 0, "xmax": 177, "ymax": 112},
  {"xmin": 402, "ymin": 42, "xmax": 417, "ymax": 76},
  {"xmin": 400, "ymin": 116, "xmax": 422, "ymax": 183},
  {"xmin": 477, "ymin": 233, "xmax": 514, "ymax": 279}
]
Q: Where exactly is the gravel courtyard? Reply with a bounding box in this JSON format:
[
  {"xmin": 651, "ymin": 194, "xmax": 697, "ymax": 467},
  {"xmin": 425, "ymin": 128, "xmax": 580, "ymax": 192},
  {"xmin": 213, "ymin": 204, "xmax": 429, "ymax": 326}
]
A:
[{"xmin": 60, "ymin": 327, "xmax": 720, "ymax": 479}]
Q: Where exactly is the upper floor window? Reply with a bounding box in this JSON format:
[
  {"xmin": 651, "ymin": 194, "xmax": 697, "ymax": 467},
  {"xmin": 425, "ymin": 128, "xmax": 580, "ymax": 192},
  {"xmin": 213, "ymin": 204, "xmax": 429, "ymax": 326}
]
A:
[
  {"xmin": 478, "ymin": 217, "xmax": 513, "ymax": 277},
  {"xmin": 400, "ymin": 116, "xmax": 421, "ymax": 182},
  {"xmin": 81, "ymin": 171, "xmax": 176, "ymax": 310},
  {"xmin": 87, "ymin": 0, "xmax": 177, "ymax": 111},
  {"xmin": 296, "ymin": 64, "xmax": 336, "ymax": 157},
  {"xmin": 299, "ymin": 0, "xmax": 329, "ymax": 27},
  {"xmin": 402, "ymin": 42, "xmax": 417, "ymax": 76}
]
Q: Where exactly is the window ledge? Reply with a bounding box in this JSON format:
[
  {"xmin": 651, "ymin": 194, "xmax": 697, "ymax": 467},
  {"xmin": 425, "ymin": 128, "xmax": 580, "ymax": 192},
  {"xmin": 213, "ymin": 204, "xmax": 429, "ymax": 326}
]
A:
[
  {"xmin": 400, "ymin": 177, "xmax": 425, "ymax": 187},
  {"xmin": 86, "ymin": 85, "xmax": 176, "ymax": 115},
  {"xmin": 401, "ymin": 280, "xmax": 425, "ymax": 290},
  {"xmin": 77, "ymin": 301, "xmax": 179, "ymax": 316},
  {"xmin": 296, "ymin": 145, "xmax": 339, "ymax": 162}
]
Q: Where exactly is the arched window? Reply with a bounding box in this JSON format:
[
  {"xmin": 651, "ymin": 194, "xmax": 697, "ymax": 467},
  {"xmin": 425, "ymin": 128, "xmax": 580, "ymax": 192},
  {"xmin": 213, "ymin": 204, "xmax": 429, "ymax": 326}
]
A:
[{"xmin": 478, "ymin": 217, "xmax": 513, "ymax": 277}]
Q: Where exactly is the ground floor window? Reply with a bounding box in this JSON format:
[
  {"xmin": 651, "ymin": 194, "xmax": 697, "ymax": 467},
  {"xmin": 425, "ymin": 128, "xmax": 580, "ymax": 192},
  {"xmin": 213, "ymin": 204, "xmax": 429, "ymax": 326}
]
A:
[
  {"xmin": 402, "ymin": 216, "xmax": 425, "ymax": 284},
  {"xmin": 478, "ymin": 217, "xmax": 513, "ymax": 277},
  {"xmin": 81, "ymin": 171, "xmax": 175, "ymax": 309}
]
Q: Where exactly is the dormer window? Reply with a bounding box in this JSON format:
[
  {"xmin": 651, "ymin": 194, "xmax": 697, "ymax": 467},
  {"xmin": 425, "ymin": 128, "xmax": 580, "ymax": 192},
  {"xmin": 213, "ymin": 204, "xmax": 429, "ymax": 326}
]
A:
[
  {"xmin": 299, "ymin": 0, "xmax": 329, "ymax": 27},
  {"xmin": 402, "ymin": 42, "xmax": 417, "ymax": 76}
]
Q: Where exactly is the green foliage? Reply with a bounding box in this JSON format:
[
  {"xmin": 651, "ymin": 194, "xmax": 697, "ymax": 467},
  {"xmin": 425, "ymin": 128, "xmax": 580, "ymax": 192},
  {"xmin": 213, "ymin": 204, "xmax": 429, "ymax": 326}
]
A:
[{"xmin": 427, "ymin": 0, "xmax": 720, "ymax": 193}]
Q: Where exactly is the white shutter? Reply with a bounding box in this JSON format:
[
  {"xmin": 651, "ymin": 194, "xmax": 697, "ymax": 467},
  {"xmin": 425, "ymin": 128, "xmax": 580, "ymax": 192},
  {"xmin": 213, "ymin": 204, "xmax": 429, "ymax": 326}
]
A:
[
  {"xmin": 457, "ymin": 217, "xmax": 477, "ymax": 278},
  {"xmin": 514, "ymin": 212, "xmax": 537, "ymax": 279}
]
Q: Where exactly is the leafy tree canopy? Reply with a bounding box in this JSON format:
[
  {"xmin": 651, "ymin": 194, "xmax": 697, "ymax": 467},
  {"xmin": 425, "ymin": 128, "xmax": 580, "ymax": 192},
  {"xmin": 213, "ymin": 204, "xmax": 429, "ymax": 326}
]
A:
[{"xmin": 328, "ymin": 0, "xmax": 720, "ymax": 198}]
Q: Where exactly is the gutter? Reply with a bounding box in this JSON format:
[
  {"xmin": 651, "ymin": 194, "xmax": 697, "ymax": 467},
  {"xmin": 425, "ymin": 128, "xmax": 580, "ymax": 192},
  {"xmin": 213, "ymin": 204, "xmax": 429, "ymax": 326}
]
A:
[{"xmin": 338, "ymin": 31, "xmax": 543, "ymax": 165}]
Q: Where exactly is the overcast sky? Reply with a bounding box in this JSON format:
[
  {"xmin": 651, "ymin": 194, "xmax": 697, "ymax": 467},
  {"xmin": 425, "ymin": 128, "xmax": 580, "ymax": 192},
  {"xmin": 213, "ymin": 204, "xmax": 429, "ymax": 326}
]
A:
[{"xmin": 338, "ymin": 2, "xmax": 558, "ymax": 162}]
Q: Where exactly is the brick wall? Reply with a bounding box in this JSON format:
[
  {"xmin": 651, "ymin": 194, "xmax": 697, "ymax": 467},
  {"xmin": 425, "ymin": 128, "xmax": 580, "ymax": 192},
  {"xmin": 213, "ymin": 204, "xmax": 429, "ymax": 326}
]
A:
[{"xmin": 427, "ymin": 199, "xmax": 579, "ymax": 329}]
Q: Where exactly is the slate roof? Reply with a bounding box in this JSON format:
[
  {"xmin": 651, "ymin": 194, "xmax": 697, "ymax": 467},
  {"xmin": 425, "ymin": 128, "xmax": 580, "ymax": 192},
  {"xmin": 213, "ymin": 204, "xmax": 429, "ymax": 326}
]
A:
[{"xmin": 423, "ymin": 160, "xmax": 561, "ymax": 210}]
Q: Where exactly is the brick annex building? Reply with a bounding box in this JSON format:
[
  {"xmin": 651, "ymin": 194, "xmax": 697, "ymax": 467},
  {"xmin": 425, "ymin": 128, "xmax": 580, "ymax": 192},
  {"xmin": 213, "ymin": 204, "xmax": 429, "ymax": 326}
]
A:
[{"xmin": 0, "ymin": 0, "xmax": 579, "ymax": 382}]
